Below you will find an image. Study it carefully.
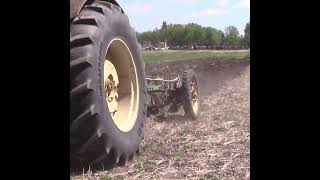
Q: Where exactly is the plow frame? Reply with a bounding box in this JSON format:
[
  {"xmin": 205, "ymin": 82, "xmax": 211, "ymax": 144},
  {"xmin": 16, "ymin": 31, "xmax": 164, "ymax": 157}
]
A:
[{"xmin": 146, "ymin": 75, "xmax": 185, "ymax": 117}]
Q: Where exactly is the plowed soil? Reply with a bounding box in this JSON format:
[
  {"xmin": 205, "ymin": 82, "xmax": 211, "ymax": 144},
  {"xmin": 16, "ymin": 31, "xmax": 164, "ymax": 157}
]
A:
[{"xmin": 72, "ymin": 58, "xmax": 250, "ymax": 180}]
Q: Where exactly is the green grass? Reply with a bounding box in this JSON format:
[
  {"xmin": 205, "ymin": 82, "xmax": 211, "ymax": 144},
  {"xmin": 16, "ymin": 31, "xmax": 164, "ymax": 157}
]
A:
[{"xmin": 142, "ymin": 50, "xmax": 250, "ymax": 63}]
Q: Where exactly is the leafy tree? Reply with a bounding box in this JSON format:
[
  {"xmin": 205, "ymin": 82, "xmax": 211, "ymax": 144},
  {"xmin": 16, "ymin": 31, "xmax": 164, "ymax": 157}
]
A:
[
  {"xmin": 244, "ymin": 22, "xmax": 250, "ymax": 47},
  {"xmin": 136, "ymin": 22, "xmax": 245, "ymax": 48},
  {"xmin": 224, "ymin": 26, "xmax": 240, "ymax": 46},
  {"xmin": 161, "ymin": 21, "xmax": 167, "ymax": 30}
]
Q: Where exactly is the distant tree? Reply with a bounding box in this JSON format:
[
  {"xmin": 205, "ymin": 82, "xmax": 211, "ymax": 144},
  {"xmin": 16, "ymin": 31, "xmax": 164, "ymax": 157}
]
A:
[
  {"xmin": 137, "ymin": 31, "xmax": 151, "ymax": 45},
  {"xmin": 151, "ymin": 29, "xmax": 160, "ymax": 47},
  {"xmin": 217, "ymin": 30, "xmax": 224, "ymax": 46},
  {"xmin": 220, "ymin": 31, "xmax": 225, "ymax": 46},
  {"xmin": 136, "ymin": 22, "xmax": 247, "ymax": 49},
  {"xmin": 209, "ymin": 28, "xmax": 223, "ymax": 46},
  {"xmin": 160, "ymin": 21, "xmax": 168, "ymax": 42},
  {"xmin": 183, "ymin": 24, "xmax": 193, "ymax": 45},
  {"xmin": 167, "ymin": 24, "xmax": 185, "ymax": 46},
  {"xmin": 194, "ymin": 25, "xmax": 205, "ymax": 46},
  {"xmin": 244, "ymin": 22, "xmax": 250, "ymax": 47},
  {"xmin": 224, "ymin": 26, "xmax": 240, "ymax": 46},
  {"xmin": 161, "ymin": 21, "xmax": 167, "ymax": 30},
  {"xmin": 203, "ymin": 27, "xmax": 212, "ymax": 46},
  {"xmin": 239, "ymin": 35, "xmax": 246, "ymax": 47}
]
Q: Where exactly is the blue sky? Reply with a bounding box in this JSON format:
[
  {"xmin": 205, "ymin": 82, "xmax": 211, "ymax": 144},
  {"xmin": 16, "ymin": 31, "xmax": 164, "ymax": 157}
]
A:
[{"xmin": 120, "ymin": 0, "xmax": 250, "ymax": 35}]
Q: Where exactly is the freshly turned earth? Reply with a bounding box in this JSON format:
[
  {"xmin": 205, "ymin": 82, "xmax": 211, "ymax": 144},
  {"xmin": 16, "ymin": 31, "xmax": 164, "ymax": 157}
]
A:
[{"xmin": 72, "ymin": 58, "xmax": 250, "ymax": 180}]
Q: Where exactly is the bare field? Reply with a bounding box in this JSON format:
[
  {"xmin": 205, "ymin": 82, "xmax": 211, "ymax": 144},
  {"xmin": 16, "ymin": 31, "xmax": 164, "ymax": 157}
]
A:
[{"xmin": 72, "ymin": 58, "xmax": 250, "ymax": 180}]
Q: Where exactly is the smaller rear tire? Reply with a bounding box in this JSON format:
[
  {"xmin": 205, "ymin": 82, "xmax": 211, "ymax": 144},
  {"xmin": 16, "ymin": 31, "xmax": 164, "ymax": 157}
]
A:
[{"xmin": 181, "ymin": 69, "xmax": 200, "ymax": 119}]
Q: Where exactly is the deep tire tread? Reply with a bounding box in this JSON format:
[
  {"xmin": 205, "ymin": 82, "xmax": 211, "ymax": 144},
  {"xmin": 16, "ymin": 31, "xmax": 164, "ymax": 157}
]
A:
[
  {"xmin": 83, "ymin": 5, "xmax": 105, "ymax": 15},
  {"xmin": 76, "ymin": 133, "xmax": 98, "ymax": 154},
  {"xmin": 70, "ymin": 56, "xmax": 92, "ymax": 70},
  {"xmin": 70, "ymin": 80, "xmax": 92, "ymax": 98},
  {"xmin": 95, "ymin": 1, "xmax": 121, "ymax": 12},
  {"xmin": 70, "ymin": 105, "xmax": 96, "ymax": 133},
  {"xmin": 72, "ymin": 17, "xmax": 99, "ymax": 26},
  {"xmin": 70, "ymin": 34, "xmax": 94, "ymax": 48}
]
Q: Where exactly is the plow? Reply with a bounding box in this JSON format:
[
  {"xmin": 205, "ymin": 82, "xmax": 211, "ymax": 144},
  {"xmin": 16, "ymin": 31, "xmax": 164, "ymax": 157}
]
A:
[{"xmin": 146, "ymin": 69, "xmax": 200, "ymax": 119}]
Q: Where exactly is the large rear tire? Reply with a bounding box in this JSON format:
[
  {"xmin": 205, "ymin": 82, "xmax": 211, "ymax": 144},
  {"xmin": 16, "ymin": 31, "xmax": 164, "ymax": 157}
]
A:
[{"xmin": 70, "ymin": 1, "xmax": 146, "ymax": 169}]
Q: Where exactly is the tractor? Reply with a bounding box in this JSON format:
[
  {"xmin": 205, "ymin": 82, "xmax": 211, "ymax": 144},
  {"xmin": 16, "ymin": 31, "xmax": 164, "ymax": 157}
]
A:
[{"xmin": 70, "ymin": 0, "xmax": 200, "ymax": 170}]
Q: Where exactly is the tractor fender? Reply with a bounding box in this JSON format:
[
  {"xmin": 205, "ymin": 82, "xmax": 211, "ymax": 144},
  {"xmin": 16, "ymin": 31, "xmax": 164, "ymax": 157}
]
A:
[{"xmin": 70, "ymin": 0, "xmax": 122, "ymax": 20}]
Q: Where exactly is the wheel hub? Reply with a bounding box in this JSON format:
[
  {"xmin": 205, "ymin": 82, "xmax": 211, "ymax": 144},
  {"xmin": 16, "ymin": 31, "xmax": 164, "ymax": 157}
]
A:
[{"xmin": 104, "ymin": 60, "xmax": 119, "ymax": 117}]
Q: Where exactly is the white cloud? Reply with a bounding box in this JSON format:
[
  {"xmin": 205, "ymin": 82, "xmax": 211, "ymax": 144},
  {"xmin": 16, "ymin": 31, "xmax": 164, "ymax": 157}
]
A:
[
  {"xmin": 192, "ymin": 8, "xmax": 228, "ymax": 17},
  {"xmin": 191, "ymin": 0, "xmax": 230, "ymax": 18},
  {"xmin": 234, "ymin": 0, "xmax": 250, "ymax": 9},
  {"xmin": 170, "ymin": 0, "xmax": 200, "ymax": 4},
  {"xmin": 217, "ymin": 0, "xmax": 229, "ymax": 7},
  {"xmin": 123, "ymin": 3, "xmax": 153, "ymax": 14}
]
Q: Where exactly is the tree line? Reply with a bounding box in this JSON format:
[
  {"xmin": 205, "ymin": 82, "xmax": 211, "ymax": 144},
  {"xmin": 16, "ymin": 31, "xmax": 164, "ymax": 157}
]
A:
[{"xmin": 136, "ymin": 21, "xmax": 250, "ymax": 49}]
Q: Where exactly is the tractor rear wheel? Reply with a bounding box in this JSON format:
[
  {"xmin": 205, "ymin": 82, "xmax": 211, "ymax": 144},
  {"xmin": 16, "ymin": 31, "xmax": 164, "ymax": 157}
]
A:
[
  {"xmin": 70, "ymin": 1, "xmax": 146, "ymax": 169},
  {"xmin": 181, "ymin": 69, "xmax": 200, "ymax": 119}
]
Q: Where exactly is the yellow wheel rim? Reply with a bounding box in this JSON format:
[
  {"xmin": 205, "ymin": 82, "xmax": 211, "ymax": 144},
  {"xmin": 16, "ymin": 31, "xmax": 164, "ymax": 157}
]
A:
[
  {"xmin": 104, "ymin": 38, "xmax": 139, "ymax": 132},
  {"xmin": 191, "ymin": 78, "xmax": 199, "ymax": 114}
]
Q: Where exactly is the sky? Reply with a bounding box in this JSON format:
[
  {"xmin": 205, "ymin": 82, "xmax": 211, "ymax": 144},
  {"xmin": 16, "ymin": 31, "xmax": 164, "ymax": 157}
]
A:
[{"xmin": 120, "ymin": 0, "xmax": 250, "ymax": 35}]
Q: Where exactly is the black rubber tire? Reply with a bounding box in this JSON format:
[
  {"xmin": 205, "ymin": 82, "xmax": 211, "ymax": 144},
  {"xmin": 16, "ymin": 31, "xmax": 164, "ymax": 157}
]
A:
[
  {"xmin": 70, "ymin": 1, "xmax": 146, "ymax": 169},
  {"xmin": 181, "ymin": 69, "xmax": 200, "ymax": 119}
]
